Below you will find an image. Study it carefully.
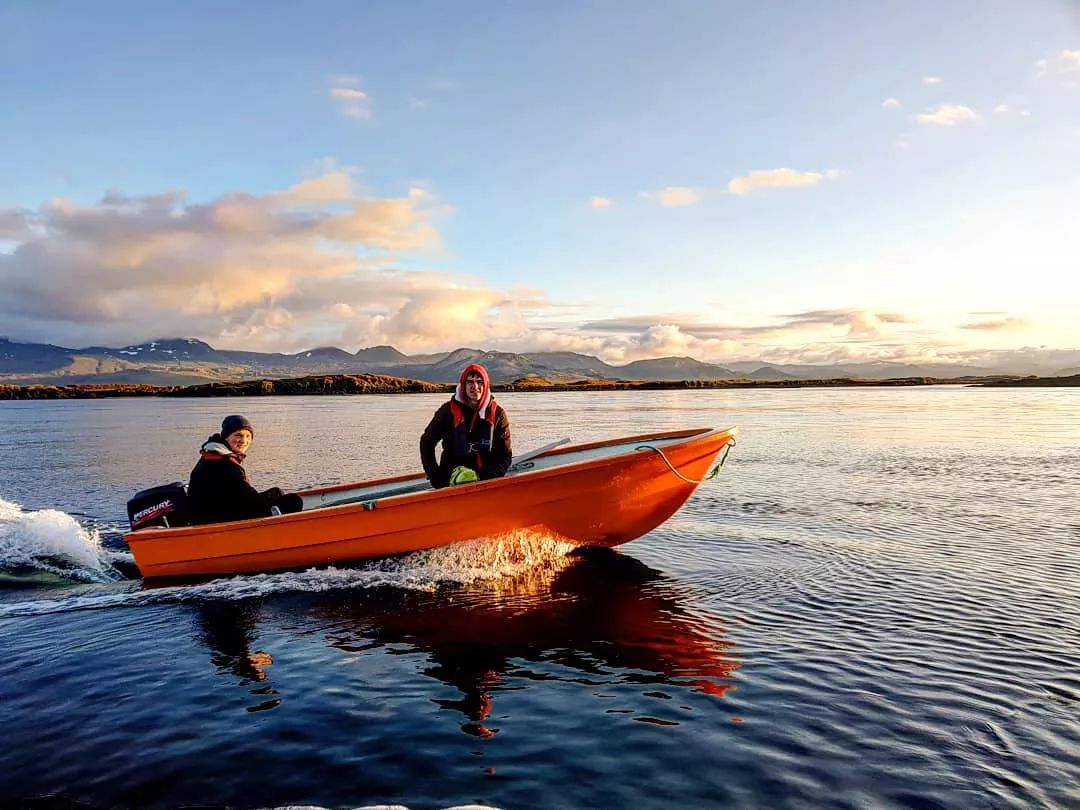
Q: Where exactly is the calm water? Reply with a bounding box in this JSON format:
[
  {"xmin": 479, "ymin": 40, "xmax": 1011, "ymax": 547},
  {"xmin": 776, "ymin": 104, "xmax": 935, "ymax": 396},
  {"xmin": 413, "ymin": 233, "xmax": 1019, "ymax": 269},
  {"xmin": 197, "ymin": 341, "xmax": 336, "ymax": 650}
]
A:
[{"xmin": 1, "ymin": 388, "xmax": 1078, "ymax": 809}]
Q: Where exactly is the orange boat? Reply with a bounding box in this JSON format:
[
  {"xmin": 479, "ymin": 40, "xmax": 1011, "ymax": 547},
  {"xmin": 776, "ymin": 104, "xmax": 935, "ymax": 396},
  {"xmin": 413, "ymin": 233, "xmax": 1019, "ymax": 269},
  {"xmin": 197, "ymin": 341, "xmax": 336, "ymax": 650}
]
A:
[{"xmin": 124, "ymin": 426, "xmax": 737, "ymax": 579}]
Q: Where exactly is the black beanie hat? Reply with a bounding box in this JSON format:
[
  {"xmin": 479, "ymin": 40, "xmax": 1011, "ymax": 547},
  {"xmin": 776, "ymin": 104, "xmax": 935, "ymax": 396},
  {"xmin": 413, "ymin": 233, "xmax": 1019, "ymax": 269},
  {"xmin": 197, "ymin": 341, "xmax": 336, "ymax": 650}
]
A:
[{"xmin": 221, "ymin": 414, "xmax": 254, "ymax": 438}]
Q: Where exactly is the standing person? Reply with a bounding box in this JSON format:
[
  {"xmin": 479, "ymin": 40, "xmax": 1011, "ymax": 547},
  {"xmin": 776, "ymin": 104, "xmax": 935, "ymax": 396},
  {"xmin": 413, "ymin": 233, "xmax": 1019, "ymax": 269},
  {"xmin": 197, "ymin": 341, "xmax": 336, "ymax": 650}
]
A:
[
  {"xmin": 188, "ymin": 414, "xmax": 303, "ymax": 525},
  {"xmin": 420, "ymin": 363, "xmax": 512, "ymax": 488}
]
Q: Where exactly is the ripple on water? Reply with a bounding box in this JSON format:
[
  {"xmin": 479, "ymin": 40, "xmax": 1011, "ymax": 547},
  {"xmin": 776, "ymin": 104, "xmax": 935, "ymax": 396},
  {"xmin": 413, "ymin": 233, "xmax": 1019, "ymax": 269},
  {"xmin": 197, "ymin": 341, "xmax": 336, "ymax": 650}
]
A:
[{"xmin": 1, "ymin": 389, "xmax": 1079, "ymax": 808}]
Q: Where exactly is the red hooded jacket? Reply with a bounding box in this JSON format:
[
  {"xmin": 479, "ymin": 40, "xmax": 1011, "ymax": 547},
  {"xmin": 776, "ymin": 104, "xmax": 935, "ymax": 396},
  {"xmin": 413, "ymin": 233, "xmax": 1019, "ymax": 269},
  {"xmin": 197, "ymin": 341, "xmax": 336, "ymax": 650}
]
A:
[{"xmin": 420, "ymin": 363, "xmax": 513, "ymax": 488}]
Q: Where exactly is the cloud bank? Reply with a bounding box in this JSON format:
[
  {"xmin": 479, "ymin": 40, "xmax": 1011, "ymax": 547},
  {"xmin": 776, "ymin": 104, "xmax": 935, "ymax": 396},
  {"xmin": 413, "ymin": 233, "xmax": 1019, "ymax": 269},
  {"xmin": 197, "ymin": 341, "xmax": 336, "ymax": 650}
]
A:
[
  {"xmin": 0, "ymin": 175, "xmax": 1058, "ymax": 368},
  {"xmin": 0, "ymin": 172, "xmax": 547, "ymax": 351}
]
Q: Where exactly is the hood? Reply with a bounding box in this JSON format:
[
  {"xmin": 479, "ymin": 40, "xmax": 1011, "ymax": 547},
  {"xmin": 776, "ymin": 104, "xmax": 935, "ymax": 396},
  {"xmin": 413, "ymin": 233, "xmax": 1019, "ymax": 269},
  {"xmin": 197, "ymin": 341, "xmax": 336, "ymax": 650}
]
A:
[
  {"xmin": 199, "ymin": 434, "xmax": 245, "ymax": 462},
  {"xmin": 453, "ymin": 362, "xmax": 493, "ymax": 417}
]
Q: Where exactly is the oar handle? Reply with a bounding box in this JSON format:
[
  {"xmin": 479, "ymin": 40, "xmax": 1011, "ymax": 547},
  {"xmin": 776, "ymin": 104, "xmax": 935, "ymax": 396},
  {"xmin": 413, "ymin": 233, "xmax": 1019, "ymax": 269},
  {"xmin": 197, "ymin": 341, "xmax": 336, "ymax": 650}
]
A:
[{"xmin": 508, "ymin": 437, "xmax": 570, "ymax": 472}]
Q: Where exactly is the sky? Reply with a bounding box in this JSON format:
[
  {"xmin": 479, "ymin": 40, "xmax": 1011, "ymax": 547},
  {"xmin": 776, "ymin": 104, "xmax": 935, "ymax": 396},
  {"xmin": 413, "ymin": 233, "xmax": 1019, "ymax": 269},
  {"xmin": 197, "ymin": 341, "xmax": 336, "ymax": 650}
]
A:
[{"xmin": 1, "ymin": 0, "xmax": 1078, "ymax": 368}]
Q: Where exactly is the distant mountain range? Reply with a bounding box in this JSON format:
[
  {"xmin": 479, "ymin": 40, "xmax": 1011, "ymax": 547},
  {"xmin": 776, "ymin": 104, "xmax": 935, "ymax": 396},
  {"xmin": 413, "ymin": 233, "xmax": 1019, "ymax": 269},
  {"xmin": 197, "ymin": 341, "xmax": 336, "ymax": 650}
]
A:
[{"xmin": 0, "ymin": 336, "xmax": 1073, "ymax": 386}]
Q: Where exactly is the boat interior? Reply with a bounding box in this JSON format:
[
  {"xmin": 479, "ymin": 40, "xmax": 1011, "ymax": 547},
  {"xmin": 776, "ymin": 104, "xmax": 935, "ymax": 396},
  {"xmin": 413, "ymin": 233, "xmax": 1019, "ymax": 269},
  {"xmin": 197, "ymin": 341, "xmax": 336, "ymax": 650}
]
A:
[{"xmin": 300, "ymin": 430, "xmax": 706, "ymax": 512}]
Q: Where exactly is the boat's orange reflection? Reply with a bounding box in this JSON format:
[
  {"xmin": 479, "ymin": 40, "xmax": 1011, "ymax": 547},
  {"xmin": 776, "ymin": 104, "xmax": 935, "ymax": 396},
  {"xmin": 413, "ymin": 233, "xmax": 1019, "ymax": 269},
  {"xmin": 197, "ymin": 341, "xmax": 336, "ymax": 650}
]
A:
[
  {"xmin": 317, "ymin": 549, "xmax": 741, "ymax": 732},
  {"xmin": 192, "ymin": 550, "xmax": 740, "ymax": 728}
]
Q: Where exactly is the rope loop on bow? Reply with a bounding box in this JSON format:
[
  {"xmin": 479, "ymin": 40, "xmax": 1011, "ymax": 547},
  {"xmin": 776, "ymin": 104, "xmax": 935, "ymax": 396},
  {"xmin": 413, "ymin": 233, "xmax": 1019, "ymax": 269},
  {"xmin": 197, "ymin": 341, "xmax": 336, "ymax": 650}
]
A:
[{"xmin": 635, "ymin": 438, "xmax": 736, "ymax": 484}]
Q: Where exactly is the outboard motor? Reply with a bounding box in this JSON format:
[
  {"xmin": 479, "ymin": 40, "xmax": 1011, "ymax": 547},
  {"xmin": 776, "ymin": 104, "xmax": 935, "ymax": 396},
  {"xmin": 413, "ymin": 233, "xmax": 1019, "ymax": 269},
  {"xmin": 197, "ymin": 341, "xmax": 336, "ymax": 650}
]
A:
[{"xmin": 127, "ymin": 482, "xmax": 191, "ymax": 530}]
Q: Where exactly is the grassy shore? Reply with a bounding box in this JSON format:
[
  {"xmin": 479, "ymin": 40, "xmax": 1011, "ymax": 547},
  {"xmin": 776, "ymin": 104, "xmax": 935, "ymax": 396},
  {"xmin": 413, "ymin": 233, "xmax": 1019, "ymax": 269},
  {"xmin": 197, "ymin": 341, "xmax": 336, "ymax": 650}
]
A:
[
  {"xmin": 0, "ymin": 373, "xmax": 443, "ymax": 400},
  {"xmin": 975, "ymin": 374, "xmax": 1080, "ymax": 387},
  {"xmin": 3, "ymin": 372, "xmax": 1072, "ymax": 399}
]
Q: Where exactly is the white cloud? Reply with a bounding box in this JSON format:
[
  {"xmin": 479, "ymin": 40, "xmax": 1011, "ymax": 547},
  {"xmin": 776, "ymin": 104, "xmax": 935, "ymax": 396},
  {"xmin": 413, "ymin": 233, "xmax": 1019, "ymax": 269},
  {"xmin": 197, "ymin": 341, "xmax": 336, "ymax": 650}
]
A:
[
  {"xmin": 1034, "ymin": 50, "xmax": 1080, "ymax": 83},
  {"xmin": 356, "ymin": 284, "xmax": 523, "ymax": 349},
  {"xmin": 505, "ymin": 322, "xmax": 747, "ymax": 365},
  {"xmin": 882, "ymin": 97, "xmax": 902, "ymax": 109},
  {"xmin": 923, "ymin": 76, "xmax": 943, "ymax": 85},
  {"xmin": 589, "ymin": 196, "xmax": 613, "ymax": 209},
  {"xmin": 915, "ymin": 103, "xmax": 979, "ymax": 126},
  {"xmin": 272, "ymin": 171, "xmax": 358, "ymax": 205},
  {"xmin": 639, "ymin": 187, "xmax": 701, "ymax": 207},
  {"xmin": 727, "ymin": 168, "xmax": 833, "ymax": 195},
  {"xmin": 991, "ymin": 104, "xmax": 1030, "ymax": 117},
  {"xmin": 0, "ymin": 172, "xmax": 493, "ymax": 350},
  {"xmin": 330, "ymin": 81, "xmax": 372, "ymax": 119},
  {"xmin": 331, "ymin": 88, "xmax": 368, "ymax": 102},
  {"xmin": 780, "ymin": 308, "xmax": 916, "ymax": 338},
  {"xmin": 960, "ymin": 316, "xmax": 1029, "ymax": 331}
]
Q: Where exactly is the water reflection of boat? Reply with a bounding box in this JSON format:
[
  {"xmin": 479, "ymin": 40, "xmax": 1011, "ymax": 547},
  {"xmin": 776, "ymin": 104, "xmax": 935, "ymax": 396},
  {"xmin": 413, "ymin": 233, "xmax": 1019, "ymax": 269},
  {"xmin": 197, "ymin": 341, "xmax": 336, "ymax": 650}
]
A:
[
  {"xmin": 303, "ymin": 548, "xmax": 740, "ymax": 735},
  {"xmin": 195, "ymin": 601, "xmax": 281, "ymax": 712},
  {"xmin": 126, "ymin": 427, "xmax": 737, "ymax": 579}
]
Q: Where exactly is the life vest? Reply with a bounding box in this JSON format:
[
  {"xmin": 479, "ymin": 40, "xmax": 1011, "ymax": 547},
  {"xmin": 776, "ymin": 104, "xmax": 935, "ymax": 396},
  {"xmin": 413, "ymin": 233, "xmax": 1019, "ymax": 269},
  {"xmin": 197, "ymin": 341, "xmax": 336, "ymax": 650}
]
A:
[{"xmin": 448, "ymin": 399, "xmax": 502, "ymax": 471}]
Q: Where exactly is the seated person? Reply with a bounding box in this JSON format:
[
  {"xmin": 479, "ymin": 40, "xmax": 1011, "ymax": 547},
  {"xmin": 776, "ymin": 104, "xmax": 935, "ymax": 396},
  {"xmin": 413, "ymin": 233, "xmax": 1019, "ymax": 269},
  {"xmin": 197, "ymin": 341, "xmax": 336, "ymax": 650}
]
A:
[
  {"xmin": 188, "ymin": 414, "xmax": 303, "ymax": 525},
  {"xmin": 420, "ymin": 363, "xmax": 512, "ymax": 489}
]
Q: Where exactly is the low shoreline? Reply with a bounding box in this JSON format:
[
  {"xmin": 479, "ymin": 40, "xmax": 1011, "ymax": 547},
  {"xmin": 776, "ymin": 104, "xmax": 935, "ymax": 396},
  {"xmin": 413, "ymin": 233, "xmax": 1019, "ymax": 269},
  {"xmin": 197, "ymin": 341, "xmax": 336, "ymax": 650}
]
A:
[
  {"xmin": 975, "ymin": 374, "xmax": 1080, "ymax": 387},
  {"xmin": 2, "ymin": 372, "xmax": 1075, "ymax": 400}
]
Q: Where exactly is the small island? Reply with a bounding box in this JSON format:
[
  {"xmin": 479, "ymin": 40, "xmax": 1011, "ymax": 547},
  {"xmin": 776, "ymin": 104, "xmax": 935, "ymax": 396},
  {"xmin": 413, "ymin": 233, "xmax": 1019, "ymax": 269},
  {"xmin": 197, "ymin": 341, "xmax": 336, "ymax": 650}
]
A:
[{"xmin": 974, "ymin": 374, "xmax": 1080, "ymax": 387}]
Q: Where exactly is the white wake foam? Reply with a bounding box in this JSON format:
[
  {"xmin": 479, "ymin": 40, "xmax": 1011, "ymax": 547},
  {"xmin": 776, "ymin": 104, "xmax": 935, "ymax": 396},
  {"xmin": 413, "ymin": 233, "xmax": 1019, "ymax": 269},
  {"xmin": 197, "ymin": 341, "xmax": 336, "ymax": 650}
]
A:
[
  {"xmin": 0, "ymin": 529, "xmax": 576, "ymax": 618},
  {"xmin": 371, "ymin": 529, "xmax": 577, "ymax": 588},
  {"xmin": 0, "ymin": 497, "xmax": 120, "ymax": 582}
]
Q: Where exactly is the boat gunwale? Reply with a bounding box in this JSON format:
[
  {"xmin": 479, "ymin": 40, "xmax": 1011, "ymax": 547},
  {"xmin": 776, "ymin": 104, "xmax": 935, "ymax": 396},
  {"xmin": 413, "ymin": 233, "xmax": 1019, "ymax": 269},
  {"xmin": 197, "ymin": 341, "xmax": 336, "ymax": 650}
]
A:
[
  {"xmin": 295, "ymin": 425, "xmax": 721, "ymax": 498},
  {"xmin": 124, "ymin": 425, "xmax": 736, "ymax": 544}
]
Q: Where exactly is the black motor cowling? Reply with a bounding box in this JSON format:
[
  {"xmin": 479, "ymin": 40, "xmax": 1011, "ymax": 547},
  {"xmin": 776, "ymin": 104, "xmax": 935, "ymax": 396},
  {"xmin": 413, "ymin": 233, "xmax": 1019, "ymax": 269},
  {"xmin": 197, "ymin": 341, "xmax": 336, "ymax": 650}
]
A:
[{"xmin": 127, "ymin": 482, "xmax": 191, "ymax": 530}]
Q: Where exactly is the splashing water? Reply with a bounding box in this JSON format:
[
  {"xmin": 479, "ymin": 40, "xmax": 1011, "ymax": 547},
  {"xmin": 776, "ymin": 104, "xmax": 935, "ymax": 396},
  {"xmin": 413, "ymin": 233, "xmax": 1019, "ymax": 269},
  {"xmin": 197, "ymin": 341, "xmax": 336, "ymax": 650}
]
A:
[
  {"xmin": 0, "ymin": 527, "xmax": 578, "ymax": 617},
  {"xmin": 371, "ymin": 529, "xmax": 578, "ymax": 588},
  {"xmin": 0, "ymin": 497, "xmax": 122, "ymax": 582}
]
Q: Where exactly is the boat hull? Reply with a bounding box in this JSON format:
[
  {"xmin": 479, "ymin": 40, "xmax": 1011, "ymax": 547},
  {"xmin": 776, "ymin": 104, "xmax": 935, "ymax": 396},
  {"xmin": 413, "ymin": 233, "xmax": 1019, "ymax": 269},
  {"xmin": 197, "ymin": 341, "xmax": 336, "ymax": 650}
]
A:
[{"xmin": 125, "ymin": 427, "xmax": 736, "ymax": 579}]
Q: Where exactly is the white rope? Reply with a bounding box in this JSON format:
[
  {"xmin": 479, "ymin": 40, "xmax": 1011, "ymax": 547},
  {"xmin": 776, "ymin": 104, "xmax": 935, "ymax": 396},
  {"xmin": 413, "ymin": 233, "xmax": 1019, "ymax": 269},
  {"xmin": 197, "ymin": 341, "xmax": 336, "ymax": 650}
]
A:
[{"xmin": 635, "ymin": 440, "xmax": 734, "ymax": 484}]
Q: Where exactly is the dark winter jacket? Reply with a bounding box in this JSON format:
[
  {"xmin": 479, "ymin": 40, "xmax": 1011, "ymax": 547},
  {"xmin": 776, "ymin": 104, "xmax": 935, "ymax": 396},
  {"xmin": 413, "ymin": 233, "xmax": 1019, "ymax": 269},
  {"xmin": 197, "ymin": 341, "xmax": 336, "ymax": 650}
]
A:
[
  {"xmin": 187, "ymin": 435, "xmax": 285, "ymax": 525},
  {"xmin": 420, "ymin": 399, "xmax": 512, "ymax": 488}
]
